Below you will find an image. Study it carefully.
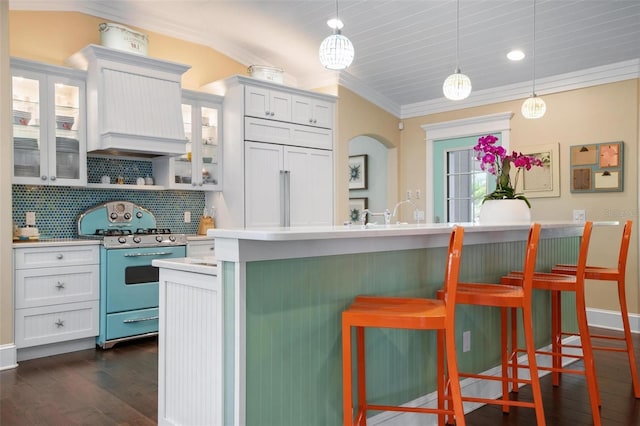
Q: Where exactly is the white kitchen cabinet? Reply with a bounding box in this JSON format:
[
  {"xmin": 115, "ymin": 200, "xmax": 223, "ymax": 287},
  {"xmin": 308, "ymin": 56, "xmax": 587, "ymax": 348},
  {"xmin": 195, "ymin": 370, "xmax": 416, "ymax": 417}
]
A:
[
  {"xmin": 292, "ymin": 95, "xmax": 333, "ymax": 129},
  {"xmin": 158, "ymin": 266, "xmax": 222, "ymax": 426},
  {"xmin": 11, "ymin": 58, "xmax": 87, "ymax": 186},
  {"xmin": 245, "ymin": 141, "xmax": 333, "ymax": 228},
  {"xmin": 202, "ymin": 75, "xmax": 336, "ymax": 229},
  {"xmin": 14, "ymin": 244, "xmax": 100, "ymax": 359},
  {"xmin": 154, "ymin": 90, "xmax": 223, "ymax": 191},
  {"xmin": 245, "ymin": 85, "xmax": 291, "ymax": 122}
]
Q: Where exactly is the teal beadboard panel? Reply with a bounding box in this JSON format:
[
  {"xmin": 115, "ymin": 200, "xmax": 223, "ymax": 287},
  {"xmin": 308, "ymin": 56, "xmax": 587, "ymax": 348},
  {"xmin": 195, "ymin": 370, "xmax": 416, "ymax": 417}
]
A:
[
  {"xmin": 223, "ymin": 261, "xmax": 236, "ymax": 426},
  {"xmin": 226, "ymin": 236, "xmax": 580, "ymax": 426}
]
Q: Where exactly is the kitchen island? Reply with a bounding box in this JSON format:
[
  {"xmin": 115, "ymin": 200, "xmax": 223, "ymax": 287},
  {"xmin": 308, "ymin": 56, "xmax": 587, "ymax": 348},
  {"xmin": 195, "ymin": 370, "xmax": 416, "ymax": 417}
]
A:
[{"xmin": 158, "ymin": 222, "xmax": 585, "ymax": 426}]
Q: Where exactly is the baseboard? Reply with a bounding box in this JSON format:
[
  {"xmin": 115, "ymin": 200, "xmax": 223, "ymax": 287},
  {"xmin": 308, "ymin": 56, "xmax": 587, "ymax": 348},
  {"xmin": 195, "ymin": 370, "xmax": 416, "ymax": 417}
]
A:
[
  {"xmin": 0, "ymin": 343, "xmax": 18, "ymax": 371},
  {"xmin": 17, "ymin": 337, "xmax": 96, "ymax": 362},
  {"xmin": 369, "ymin": 336, "xmax": 582, "ymax": 426},
  {"xmin": 587, "ymin": 307, "xmax": 640, "ymax": 333}
]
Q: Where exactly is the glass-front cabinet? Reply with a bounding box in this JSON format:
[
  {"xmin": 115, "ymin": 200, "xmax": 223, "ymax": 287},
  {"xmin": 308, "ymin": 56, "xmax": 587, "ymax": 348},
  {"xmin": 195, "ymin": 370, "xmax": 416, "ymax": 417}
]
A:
[
  {"xmin": 11, "ymin": 58, "xmax": 86, "ymax": 186},
  {"xmin": 159, "ymin": 90, "xmax": 222, "ymax": 191}
]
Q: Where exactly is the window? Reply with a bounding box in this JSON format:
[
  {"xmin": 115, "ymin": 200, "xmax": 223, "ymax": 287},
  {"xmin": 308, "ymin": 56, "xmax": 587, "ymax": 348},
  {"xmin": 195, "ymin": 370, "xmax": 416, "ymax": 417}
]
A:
[{"xmin": 446, "ymin": 148, "xmax": 487, "ymax": 222}]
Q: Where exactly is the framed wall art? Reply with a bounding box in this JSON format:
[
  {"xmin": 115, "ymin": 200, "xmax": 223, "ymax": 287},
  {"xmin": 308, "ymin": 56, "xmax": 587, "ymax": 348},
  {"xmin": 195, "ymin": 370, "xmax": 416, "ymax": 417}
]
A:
[
  {"xmin": 348, "ymin": 155, "xmax": 368, "ymax": 190},
  {"xmin": 516, "ymin": 143, "xmax": 560, "ymax": 198},
  {"xmin": 570, "ymin": 141, "xmax": 624, "ymax": 192},
  {"xmin": 349, "ymin": 197, "xmax": 368, "ymax": 224}
]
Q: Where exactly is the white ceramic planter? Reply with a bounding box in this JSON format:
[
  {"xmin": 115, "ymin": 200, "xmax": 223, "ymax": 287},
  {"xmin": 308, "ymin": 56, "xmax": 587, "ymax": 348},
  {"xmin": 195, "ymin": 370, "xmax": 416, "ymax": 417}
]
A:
[{"xmin": 478, "ymin": 199, "xmax": 531, "ymax": 225}]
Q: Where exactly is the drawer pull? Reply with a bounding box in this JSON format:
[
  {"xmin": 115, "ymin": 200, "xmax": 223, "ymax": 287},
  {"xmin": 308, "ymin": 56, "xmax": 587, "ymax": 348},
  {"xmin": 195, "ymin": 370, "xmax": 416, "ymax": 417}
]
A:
[
  {"xmin": 56, "ymin": 254, "xmax": 64, "ymax": 260},
  {"xmin": 55, "ymin": 319, "xmax": 65, "ymax": 328},
  {"xmin": 124, "ymin": 251, "xmax": 173, "ymax": 257},
  {"xmin": 123, "ymin": 316, "xmax": 159, "ymax": 323},
  {"xmin": 55, "ymin": 281, "xmax": 65, "ymax": 290}
]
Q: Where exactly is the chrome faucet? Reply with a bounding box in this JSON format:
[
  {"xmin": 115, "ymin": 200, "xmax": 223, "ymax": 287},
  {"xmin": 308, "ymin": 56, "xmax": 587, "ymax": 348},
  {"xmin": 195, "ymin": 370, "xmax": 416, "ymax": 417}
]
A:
[
  {"xmin": 392, "ymin": 199, "xmax": 419, "ymax": 223},
  {"xmin": 360, "ymin": 209, "xmax": 392, "ymax": 227}
]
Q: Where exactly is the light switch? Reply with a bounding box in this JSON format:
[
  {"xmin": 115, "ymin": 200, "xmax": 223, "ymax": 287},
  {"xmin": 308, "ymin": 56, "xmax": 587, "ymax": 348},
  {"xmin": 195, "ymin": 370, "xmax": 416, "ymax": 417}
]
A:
[
  {"xmin": 573, "ymin": 209, "xmax": 586, "ymax": 223},
  {"xmin": 25, "ymin": 212, "xmax": 36, "ymax": 226}
]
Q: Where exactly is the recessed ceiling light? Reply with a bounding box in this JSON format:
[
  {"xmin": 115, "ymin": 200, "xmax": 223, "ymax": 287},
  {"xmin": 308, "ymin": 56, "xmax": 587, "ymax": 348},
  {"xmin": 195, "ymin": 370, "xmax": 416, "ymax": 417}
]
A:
[
  {"xmin": 327, "ymin": 18, "xmax": 344, "ymax": 30},
  {"xmin": 507, "ymin": 50, "xmax": 525, "ymax": 61}
]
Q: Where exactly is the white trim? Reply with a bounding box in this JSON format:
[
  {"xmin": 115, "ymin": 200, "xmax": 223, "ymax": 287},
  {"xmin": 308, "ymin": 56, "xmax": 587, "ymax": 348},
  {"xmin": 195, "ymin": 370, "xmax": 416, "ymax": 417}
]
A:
[
  {"xmin": 0, "ymin": 344, "xmax": 18, "ymax": 371},
  {"xmin": 587, "ymin": 308, "xmax": 640, "ymax": 334},
  {"xmin": 422, "ymin": 113, "xmax": 513, "ymax": 223},
  {"xmin": 17, "ymin": 337, "xmax": 96, "ymax": 362}
]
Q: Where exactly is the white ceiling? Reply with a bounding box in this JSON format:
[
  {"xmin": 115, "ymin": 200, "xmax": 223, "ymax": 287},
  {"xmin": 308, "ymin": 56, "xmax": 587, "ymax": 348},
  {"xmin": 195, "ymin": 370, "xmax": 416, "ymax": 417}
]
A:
[{"xmin": 10, "ymin": 0, "xmax": 640, "ymax": 118}]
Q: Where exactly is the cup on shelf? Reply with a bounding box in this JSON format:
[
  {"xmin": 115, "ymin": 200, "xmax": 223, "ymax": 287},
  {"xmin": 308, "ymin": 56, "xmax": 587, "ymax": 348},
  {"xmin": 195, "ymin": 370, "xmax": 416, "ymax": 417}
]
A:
[
  {"xmin": 136, "ymin": 177, "xmax": 146, "ymax": 185},
  {"xmin": 101, "ymin": 175, "xmax": 110, "ymax": 184}
]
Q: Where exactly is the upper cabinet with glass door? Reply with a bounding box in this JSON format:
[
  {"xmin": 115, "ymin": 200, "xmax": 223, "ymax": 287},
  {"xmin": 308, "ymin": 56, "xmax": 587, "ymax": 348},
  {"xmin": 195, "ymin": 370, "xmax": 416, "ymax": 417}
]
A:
[
  {"xmin": 154, "ymin": 90, "xmax": 222, "ymax": 190},
  {"xmin": 11, "ymin": 58, "xmax": 86, "ymax": 186}
]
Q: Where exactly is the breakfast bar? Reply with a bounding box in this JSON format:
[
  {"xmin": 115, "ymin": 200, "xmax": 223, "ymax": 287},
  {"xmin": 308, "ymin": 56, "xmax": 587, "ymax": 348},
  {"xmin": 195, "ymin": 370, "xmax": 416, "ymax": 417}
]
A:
[{"xmin": 158, "ymin": 222, "xmax": 585, "ymax": 426}]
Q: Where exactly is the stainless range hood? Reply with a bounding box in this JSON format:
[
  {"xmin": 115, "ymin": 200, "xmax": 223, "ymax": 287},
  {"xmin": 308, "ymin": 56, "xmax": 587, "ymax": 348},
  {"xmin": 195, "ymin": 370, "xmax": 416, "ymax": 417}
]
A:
[{"xmin": 67, "ymin": 44, "xmax": 191, "ymax": 157}]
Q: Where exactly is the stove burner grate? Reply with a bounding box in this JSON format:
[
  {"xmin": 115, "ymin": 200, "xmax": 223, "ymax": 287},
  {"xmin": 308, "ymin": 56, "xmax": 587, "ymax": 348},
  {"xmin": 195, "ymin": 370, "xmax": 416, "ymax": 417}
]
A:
[
  {"xmin": 135, "ymin": 228, "xmax": 172, "ymax": 235},
  {"xmin": 94, "ymin": 229, "xmax": 133, "ymax": 237}
]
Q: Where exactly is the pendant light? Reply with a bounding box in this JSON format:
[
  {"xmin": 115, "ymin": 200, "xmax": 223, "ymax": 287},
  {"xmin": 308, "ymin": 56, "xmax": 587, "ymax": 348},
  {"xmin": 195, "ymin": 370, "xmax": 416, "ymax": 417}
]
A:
[
  {"xmin": 319, "ymin": 0, "xmax": 354, "ymax": 70},
  {"xmin": 521, "ymin": 0, "xmax": 546, "ymax": 119},
  {"xmin": 443, "ymin": 0, "xmax": 472, "ymax": 100}
]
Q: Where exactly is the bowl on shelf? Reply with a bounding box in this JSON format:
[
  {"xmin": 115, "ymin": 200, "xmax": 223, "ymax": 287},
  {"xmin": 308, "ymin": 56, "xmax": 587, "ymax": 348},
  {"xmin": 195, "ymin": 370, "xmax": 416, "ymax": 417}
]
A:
[
  {"xmin": 12, "ymin": 110, "xmax": 31, "ymax": 126},
  {"xmin": 55, "ymin": 115, "xmax": 74, "ymax": 130}
]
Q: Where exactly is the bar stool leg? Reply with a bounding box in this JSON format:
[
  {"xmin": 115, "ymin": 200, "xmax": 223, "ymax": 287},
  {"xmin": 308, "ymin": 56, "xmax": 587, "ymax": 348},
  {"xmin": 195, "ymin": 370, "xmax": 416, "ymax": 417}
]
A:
[
  {"xmin": 576, "ymin": 286, "xmax": 602, "ymax": 425},
  {"xmin": 342, "ymin": 322, "xmax": 354, "ymax": 426},
  {"xmin": 551, "ymin": 291, "xmax": 561, "ymax": 386},
  {"xmin": 500, "ymin": 307, "xmax": 510, "ymax": 413},
  {"xmin": 356, "ymin": 327, "xmax": 367, "ymax": 426},
  {"xmin": 616, "ymin": 278, "xmax": 640, "ymax": 398},
  {"xmin": 523, "ymin": 301, "xmax": 546, "ymax": 425},
  {"xmin": 509, "ymin": 307, "xmax": 519, "ymax": 394}
]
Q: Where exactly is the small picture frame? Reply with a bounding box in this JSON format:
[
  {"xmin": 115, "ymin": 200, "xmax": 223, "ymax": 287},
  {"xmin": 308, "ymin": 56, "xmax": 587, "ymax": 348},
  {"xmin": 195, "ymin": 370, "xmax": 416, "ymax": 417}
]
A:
[
  {"xmin": 517, "ymin": 143, "xmax": 560, "ymax": 198},
  {"xmin": 349, "ymin": 155, "xmax": 368, "ymax": 190},
  {"xmin": 349, "ymin": 197, "xmax": 368, "ymax": 224},
  {"xmin": 570, "ymin": 141, "xmax": 624, "ymax": 192}
]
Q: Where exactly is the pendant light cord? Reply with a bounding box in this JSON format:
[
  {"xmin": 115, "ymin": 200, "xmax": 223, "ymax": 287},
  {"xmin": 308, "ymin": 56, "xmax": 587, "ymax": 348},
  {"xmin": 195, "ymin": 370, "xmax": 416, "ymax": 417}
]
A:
[
  {"xmin": 455, "ymin": 0, "xmax": 460, "ymax": 70},
  {"xmin": 532, "ymin": 0, "xmax": 536, "ymax": 94}
]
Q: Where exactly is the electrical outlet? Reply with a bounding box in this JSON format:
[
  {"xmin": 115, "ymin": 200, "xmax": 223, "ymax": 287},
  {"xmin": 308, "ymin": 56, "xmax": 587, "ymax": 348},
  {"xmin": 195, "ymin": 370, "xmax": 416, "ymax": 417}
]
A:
[
  {"xmin": 463, "ymin": 331, "xmax": 471, "ymax": 352},
  {"xmin": 414, "ymin": 210, "xmax": 425, "ymax": 221},
  {"xmin": 573, "ymin": 209, "xmax": 586, "ymax": 223},
  {"xmin": 415, "ymin": 189, "xmax": 421, "ymax": 199},
  {"xmin": 406, "ymin": 190, "xmax": 412, "ymax": 200},
  {"xmin": 184, "ymin": 211, "xmax": 191, "ymax": 223},
  {"xmin": 25, "ymin": 211, "xmax": 36, "ymax": 226}
]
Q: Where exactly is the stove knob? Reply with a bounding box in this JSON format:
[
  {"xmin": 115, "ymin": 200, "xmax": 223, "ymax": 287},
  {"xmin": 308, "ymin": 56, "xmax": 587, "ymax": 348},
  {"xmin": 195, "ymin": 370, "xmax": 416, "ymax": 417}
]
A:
[
  {"xmin": 169, "ymin": 235, "xmax": 176, "ymax": 242},
  {"xmin": 124, "ymin": 213, "xmax": 132, "ymax": 220},
  {"xmin": 156, "ymin": 235, "xmax": 163, "ymax": 242},
  {"xmin": 110, "ymin": 212, "xmax": 118, "ymax": 220},
  {"xmin": 133, "ymin": 236, "xmax": 142, "ymax": 243},
  {"xmin": 118, "ymin": 236, "xmax": 127, "ymax": 244},
  {"xmin": 136, "ymin": 211, "xmax": 143, "ymax": 219}
]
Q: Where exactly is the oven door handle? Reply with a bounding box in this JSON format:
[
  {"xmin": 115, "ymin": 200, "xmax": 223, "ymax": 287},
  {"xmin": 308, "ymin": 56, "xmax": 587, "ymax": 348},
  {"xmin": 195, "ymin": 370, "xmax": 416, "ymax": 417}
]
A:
[
  {"xmin": 123, "ymin": 316, "xmax": 159, "ymax": 323},
  {"xmin": 123, "ymin": 251, "xmax": 175, "ymax": 257}
]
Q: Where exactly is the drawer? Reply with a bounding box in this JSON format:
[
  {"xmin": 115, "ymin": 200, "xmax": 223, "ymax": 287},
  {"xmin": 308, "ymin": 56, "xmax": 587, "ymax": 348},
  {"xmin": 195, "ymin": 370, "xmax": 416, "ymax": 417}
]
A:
[
  {"xmin": 187, "ymin": 241, "xmax": 215, "ymax": 258},
  {"xmin": 15, "ymin": 265, "xmax": 99, "ymax": 309},
  {"xmin": 245, "ymin": 117, "xmax": 332, "ymax": 150},
  {"xmin": 15, "ymin": 245, "xmax": 99, "ymax": 269},
  {"xmin": 15, "ymin": 300, "xmax": 99, "ymax": 348},
  {"xmin": 106, "ymin": 307, "xmax": 159, "ymax": 340}
]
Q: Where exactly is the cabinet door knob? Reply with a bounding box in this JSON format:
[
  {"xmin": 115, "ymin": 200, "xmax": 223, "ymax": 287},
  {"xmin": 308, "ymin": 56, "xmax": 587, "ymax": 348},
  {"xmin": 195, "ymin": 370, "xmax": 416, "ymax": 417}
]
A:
[
  {"xmin": 56, "ymin": 254, "xmax": 64, "ymax": 259},
  {"xmin": 41, "ymin": 175, "xmax": 47, "ymax": 181},
  {"xmin": 265, "ymin": 110, "xmax": 270, "ymax": 116},
  {"xmin": 270, "ymin": 111, "xmax": 275, "ymax": 116},
  {"xmin": 50, "ymin": 176, "xmax": 57, "ymax": 181},
  {"xmin": 55, "ymin": 319, "xmax": 65, "ymax": 328},
  {"xmin": 55, "ymin": 281, "xmax": 65, "ymax": 290}
]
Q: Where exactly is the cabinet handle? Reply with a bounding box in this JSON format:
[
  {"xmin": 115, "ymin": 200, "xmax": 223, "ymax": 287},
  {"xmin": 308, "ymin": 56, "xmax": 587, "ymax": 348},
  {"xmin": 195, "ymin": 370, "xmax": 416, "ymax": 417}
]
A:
[
  {"xmin": 41, "ymin": 175, "xmax": 47, "ymax": 181},
  {"xmin": 56, "ymin": 254, "xmax": 64, "ymax": 259},
  {"xmin": 123, "ymin": 316, "xmax": 159, "ymax": 323},
  {"xmin": 55, "ymin": 319, "xmax": 65, "ymax": 328},
  {"xmin": 50, "ymin": 176, "xmax": 56, "ymax": 181},
  {"xmin": 55, "ymin": 281, "xmax": 65, "ymax": 290}
]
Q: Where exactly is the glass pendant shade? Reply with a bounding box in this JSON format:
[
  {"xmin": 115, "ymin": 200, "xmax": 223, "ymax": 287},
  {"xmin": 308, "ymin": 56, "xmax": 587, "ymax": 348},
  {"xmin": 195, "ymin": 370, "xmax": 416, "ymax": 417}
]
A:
[
  {"xmin": 319, "ymin": 31, "xmax": 354, "ymax": 70},
  {"xmin": 443, "ymin": 70, "xmax": 472, "ymax": 100},
  {"xmin": 521, "ymin": 94, "xmax": 547, "ymax": 119}
]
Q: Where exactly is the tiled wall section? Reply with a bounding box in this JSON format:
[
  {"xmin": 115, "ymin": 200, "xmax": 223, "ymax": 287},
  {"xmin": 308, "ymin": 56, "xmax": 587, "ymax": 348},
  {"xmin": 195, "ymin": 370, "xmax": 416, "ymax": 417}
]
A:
[
  {"xmin": 87, "ymin": 157, "xmax": 154, "ymax": 185},
  {"xmin": 13, "ymin": 185, "xmax": 205, "ymax": 238}
]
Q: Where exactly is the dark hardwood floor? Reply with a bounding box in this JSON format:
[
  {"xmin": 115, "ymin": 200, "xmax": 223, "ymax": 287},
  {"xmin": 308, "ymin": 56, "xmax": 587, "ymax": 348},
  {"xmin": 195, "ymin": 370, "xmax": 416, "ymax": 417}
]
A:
[{"xmin": 1, "ymin": 328, "xmax": 639, "ymax": 425}]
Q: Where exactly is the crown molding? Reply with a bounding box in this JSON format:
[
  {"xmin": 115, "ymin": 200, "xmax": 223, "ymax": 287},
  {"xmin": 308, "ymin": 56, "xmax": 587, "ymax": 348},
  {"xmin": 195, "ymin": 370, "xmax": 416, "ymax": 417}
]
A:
[{"xmin": 401, "ymin": 59, "xmax": 640, "ymax": 120}]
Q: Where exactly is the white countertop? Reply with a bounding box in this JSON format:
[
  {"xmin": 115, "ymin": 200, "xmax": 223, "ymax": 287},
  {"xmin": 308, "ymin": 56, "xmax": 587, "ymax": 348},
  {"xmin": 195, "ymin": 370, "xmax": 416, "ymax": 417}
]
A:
[
  {"xmin": 153, "ymin": 256, "xmax": 218, "ymax": 275},
  {"xmin": 207, "ymin": 220, "xmax": 605, "ymax": 242},
  {"xmin": 12, "ymin": 238, "xmax": 102, "ymax": 248}
]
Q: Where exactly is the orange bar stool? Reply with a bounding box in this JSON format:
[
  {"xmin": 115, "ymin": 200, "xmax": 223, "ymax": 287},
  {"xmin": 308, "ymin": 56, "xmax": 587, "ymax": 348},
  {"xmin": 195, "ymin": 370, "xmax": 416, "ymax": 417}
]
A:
[
  {"xmin": 550, "ymin": 220, "xmax": 639, "ymax": 398},
  {"xmin": 341, "ymin": 227, "xmax": 466, "ymax": 426},
  {"xmin": 501, "ymin": 221, "xmax": 601, "ymax": 426},
  {"xmin": 438, "ymin": 223, "xmax": 546, "ymax": 425}
]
